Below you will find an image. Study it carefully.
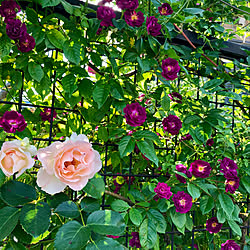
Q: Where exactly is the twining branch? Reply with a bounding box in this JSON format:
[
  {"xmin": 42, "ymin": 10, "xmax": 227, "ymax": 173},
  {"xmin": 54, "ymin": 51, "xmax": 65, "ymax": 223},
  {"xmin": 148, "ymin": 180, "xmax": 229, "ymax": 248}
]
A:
[
  {"xmin": 105, "ymin": 190, "xmax": 134, "ymax": 205},
  {"xmin": 218, "ymin": 0, "xmax": 250, "ymax": 15}
]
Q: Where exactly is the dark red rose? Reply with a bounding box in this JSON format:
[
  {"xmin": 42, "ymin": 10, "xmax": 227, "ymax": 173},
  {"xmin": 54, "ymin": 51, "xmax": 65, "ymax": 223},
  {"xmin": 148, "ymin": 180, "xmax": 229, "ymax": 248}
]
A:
[
  {"xmin": 6, "ymin": 19, "xmax": 27, "ymax": 40},
  {"xmin": 129, "ymin": 232, "xmax": 141, "ymax": 248},
  {"xmin": 206, "ymin": 138, "xmax": 214, "ymax": 146},
  {"xmin": 124, "ymin": 10, "xmax": 144, "ymax": 27},
  {"xmin": 97, "ymin": 6, "xmax": 116, "ymax": 27},
  {"xmin": 168, "ymin": 92, "xmax": 182, "ymax": 104},
  {"xmin": 146, "ymin": 16, "xmax": 161, "ymax": 37},
  {"xmin": 162, "ymin": 114, "xmax": 182, "ymax": 135},
  {"xmin": 17, "ymin": 33, "xmax": 36, "ymax": 52},
  {"xmin": 172, "ymin": 191, "xmax": 192, "ymax": 214},
  {"xmin": 190, "ymin": 160, "xmax": 211, "ymax": 178},
  {"xmin": 161, "ymin": 58, "xmax": 180, "ymax": 81},
  {"xmin": 221, "ymin": 240, "xmax": 240, "ymax": 250},
  {"xmin": 225, "ymin": 175, "xmax": 240, "ymax": 194},
  {"xmin": 116, "ymin": 0, "xmax": 139, "ymax": 10},
  {"xmin": 206, "ymin": 217, "xmax": 222, "ymax": 234},
  {"xmin": 154, "ymin": 182, "xmax": 172, "ymax": 199},
  {"xmin": 0, "ymin": 0, "xmax": 20, "ymax": 20},
  {"xmin": 40, "ymin": 108, "xmax": 57, "ymax": 122},
  {"xmin": 158, "ymin": 3, "xmax": 173, "ymax": 16},
  {"xmin": 175, "ymin": 164, "xmax": 192, "ymax": 183}
]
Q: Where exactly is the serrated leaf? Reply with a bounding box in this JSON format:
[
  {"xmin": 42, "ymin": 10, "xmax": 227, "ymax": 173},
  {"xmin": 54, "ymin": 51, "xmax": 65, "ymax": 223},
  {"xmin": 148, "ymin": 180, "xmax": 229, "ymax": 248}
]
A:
[
  {"xmin": 137, "ymin": 139, "xmax": 158, "ymax": 166},
  {"xmin": 218, "ymin": 193, "xmax": 234, "ymax": 219},
  {"xmin": 47, "ymin": 29, "xmax": 66, "ymax": 50},
  {"xmin": 41, "ymin": 0, "xmax": 61, "ymax": 7},
  {"xmin": 93, "ymin": 82, "xmax": 110, "ymax": 109},
  {"xmin": 111, "ymin": 200, "xmax": 130, "ymax": 212},
  {"xmin": 187, "ymin": 183, "xmax": 201, "ymax": 199},
  {"xmin": 200, "ymin": 195, "xmax": 214, "ymax": 215},
  {"xmin": 170, "ymin": 209, "xmax": 186, "ymax": 229},
  {"xmin": 28, "ymin": 62, "xmax": 44, "ymax": 82},
  {"xmin": 86, "ymin": 237, "xmax": 125, "ymax": 250},
  {"xmin": 118, "ymin": 136, "xmax": 135, "ymax": 158},
  {"xmin": 129, "ymin": 208, "xmax": 142, "ymax": 226},
  {"xmin": 241, "ymin": 176, "xmax": 250, "ymax": 194},
  {"xmin": 55, "ymin": 201, "xmax": 80, "ymax": 218},
  {"xmin": 147, "ymin": 209, "xmax": 166, "ymax": 234},
  {"xmin": 80, "ymin": 197, "xmax": 100, "ymax": 213},
  {"xmin": 228, "ymin": 220, "xmax": 242, "ymax": 237},
  {"xmin": 139, "ymin": 218, "xmax": 157, "ymax": 249},
  {"xmin": 63, "ymin": 41, "xmax": 81, "ymax": 65},
  {"xmin": 161, "ymin": 90, "xmax": 170, "ymax": 111},
  {"xmin": 83, "ymin": 176, "xmax": 105, "ymax": 199}
]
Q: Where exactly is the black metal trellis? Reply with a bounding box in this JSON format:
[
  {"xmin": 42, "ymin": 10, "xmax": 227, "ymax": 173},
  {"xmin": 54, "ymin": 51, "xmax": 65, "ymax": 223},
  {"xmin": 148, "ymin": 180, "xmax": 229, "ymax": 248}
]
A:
[{"xmin": 0, "ymin": 1, "xmax": 250, "ymax": 249}]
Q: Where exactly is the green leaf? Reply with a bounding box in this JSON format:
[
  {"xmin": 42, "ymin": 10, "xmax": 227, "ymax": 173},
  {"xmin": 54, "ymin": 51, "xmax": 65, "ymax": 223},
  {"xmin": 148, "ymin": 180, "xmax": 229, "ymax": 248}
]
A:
[
  {"xmin": 161, "ymin": 90, "xmax": 170, "ymax": 111},
  {"xmin": 87, "ymin": 210, "xmax": 126, "ymax": 236},
  {"xmin": 26, "ymin": 8, "xmax": 38, "ymax": 23},
  {"xmin": 118, "ymin": 136, "xmax": 135, "ymax": 158},
  {"xmin": 111, "ymin": 200, "xmax": 130, "ymax": 212},
  {"xmin": 3, "ymin": 241, "xmax": 26, "ymax": 250},
  {"xmin": 63, "ymin": 41, "xmax": 81, "ymax": 65},
  {"xmin": 61, "ymin": 74, "xmax": 77, "ymax": 96},
  {"xmin": 183, "ymin": 115, "xmax": 201, "ymax": 125},
  {"xmin": 241, "ymin": 176, "xmax": 250, "ymax": 194},
  {"xmin": 20, "ymin": 202, "xmax": 51, "ymax": 238},
  {"xmin": 139, "ymin": 218, "xmax": 157, "ymax": 249},
  {"xmin": 228, "ymin": 220, "xmax": 242, "ymax": 237},
  {"xmin": 183, "ymin": 8, "xmax": 204, "ymax": 15},
  {"xmin": 78, "ymin": 79, "xmax": 93, "ymax": 100},
  {"xmin": 170, "ymin": 209, "xmax": 186, "ymax": 229},
  {"xmin": 217, "ymin": 207, "xmax": 226, "ymax": 223},
  {"xmin": 0, "ymin": 207, "xmax": 20, "ymax": 241},
  {"xmin": 187, "ymin": 183, "xmax": 201, "ymax": 199},
  {"xmin": 0, "ymin": 180, "xmax": 36, "ymax": 206},
  {"xmin": 86, "ymin": 237, "xmax": 125, "ymax": 250},
  {"xmin": 83, "ymin": 175, "xmax": 105, "ymax": 199},
  {"xmin": 137, "ymin": 139, "xmax": 159, "ymax": 166},
  {"xmin": 93, "ymin": 82, "xmax": 110, "ymax": 109},
  {"xmin": 200, "ymin": 195, "xmax": 214, "ymax": 215},
  {"xmin": 148, "ymin": 36, "xmax": 159, "ymax": 54},
  {"xmin": 47, "ymin": 29, "xmax": 66, "ymax": 50},
  {"xmin": 133, "ymin": 130, "xmax": 160, "ymax": 144},
  {"xmin": 55, "ymin": 201, "xmax": 80, "ymax": 218},
  {"xmin": 0, "ymin": 168, "xmax": 6, "ymax": 187},
  {"xmin": 28, "ymin": 62, "xmax": 44, "ymax": 82},
  {"xmin": 112, "ymin": 19, "xmax": 126, "ymax": 30},
  {"xmin": 41, "ymin": 0, "xmax": 61, "ymax": 7},
  {"xmin": 129, "ymin": 208, "xmax": 142, "ymax": 226},
  {"xmin": 147, "ymin": 209, "xmax": 167, "ymax": 234},
  {"xmin": 203, "ymin": 79, "xmax": 223, "ymax": 90},
  {"xmin": 218, "ymin": 193, "xmax": 234, "ymax": 219},
  {"xmin": 55, "ymin": 221, "xmax": 90, "ymax": 250},
  {"xmin": 80, "ymin": 197, "xmax": 100, "ymax": 213},
  {"xmin": 185, "ymin": 215, "xmax": 193, "ymax": 231}
]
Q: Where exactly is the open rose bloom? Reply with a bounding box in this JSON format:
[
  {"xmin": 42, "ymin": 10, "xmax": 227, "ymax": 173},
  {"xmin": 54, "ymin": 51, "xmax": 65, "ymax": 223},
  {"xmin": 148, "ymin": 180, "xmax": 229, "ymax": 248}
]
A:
[
  {"xmin": 0, "ymin": 137, "xmax": 37, "ymax": 177},
  {"xmin": 37, "ymin": 133, "xmax": 102, "ymax": 195}
]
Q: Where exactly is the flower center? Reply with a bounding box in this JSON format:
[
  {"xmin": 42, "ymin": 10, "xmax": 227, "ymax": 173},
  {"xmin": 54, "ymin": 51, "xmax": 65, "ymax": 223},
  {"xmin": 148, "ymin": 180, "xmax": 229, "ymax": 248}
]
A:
[
  {"xmin": 198, "ymin": 166, "xmax": 205, "ymax": 172},
  {"xmin": 22, "ymin": 41, "xmax": 29, "ymax": 47},
  {"xmin": 131, "ymin": 13, "xmax": 138, "ymax": 21},
  {"xmin": 132, "ymin": 110, "xmax": 138, "ymax": 117},
  {"xmin": 161, "ymin": 8, "xmax": 167, "ymax": 14},
  {"xmin": 9, "ymin": 120, "xmax": 17, "ymax": 125},
  {"xmin": 180, "ymin": 199, "xmax": 185, "ymax": 206},
  {"xmin": 212, "ymin": 222, "xmax": 217, "ymax": 228},
  {"xmin": 64, "ymin": 157, "xmax": 81, "ymax": 169},
  {"xmin": 229, "ymin": 180, "xmax": 235, "ymax": 186},
  {"xmin": 167, "ymin": 66, "xmax": 172, "ymax": 72},
  {"xmin": 116, "ymin": 176, "xmax": 125, "ymax": 185},
  {"xmin": 169, "ymin": 122, "xmax": 175, "ymax": 128},
  {"xmin": 46, "ymin": 111, "xmax": 50, "ymax": 116}
]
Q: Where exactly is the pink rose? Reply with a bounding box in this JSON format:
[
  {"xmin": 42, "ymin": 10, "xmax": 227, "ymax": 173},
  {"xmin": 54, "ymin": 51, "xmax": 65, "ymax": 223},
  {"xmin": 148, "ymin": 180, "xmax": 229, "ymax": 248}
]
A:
[
  {"xmin": 0, "ymin": 138, "xmax": 37, "ymax": 177},
  {"xmin": 37, "ymin": 133, "xmax": 102, "ymax": 195}
]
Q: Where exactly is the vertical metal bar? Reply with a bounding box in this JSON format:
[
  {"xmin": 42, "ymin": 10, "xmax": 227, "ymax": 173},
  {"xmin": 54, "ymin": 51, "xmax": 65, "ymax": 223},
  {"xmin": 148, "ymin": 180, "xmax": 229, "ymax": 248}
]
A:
[{"xmin": 101, "ymin": 144, "xmax": 108, "ymax": 210}]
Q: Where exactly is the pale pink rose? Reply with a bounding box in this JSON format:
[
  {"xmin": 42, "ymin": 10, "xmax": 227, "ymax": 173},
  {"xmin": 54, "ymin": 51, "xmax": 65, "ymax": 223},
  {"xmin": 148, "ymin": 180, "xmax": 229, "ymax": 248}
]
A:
[
  {"xmin": 37, "ymin": 133, "xmax": 102, "ymax": 195},
  {"xmin": 0, "ymin": 137, "xmax": 37, "ymax": 177}
]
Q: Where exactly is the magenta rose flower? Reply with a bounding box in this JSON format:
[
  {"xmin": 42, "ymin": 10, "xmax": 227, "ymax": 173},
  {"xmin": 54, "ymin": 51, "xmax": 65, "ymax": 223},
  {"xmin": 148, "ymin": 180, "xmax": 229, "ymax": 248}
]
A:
[
  {"xmin": 40, "ymin": 108, "xmax": 57, "ymax": 122},
  {"xmin": 146, "ymin": 16, "xmax": 161, "ymax": 37},
  {"xmin": 175, "ymin": 164, "xmax": 192, "ymax": 183},
  {"xmin": 129, "ymin": 232, "xmax": 141, "ymax": 248},
  {"xmin": 190, "ymin": 160, "xmax": 211, "ymax": 178},
  {"xmin": 0, "ymin": 137, "xmax": 37, "ymax": 177},
  {"xmin": 0, "ymin": 110, "xmax": 27, "ymax": 133},
  {"xmin": 6, "ymin": 19, "xmax": 27, "ymax": 40},
  {"xmin": 220, "ymin": 157, "xmax": 238, "ymax": 176},
  {"xmin": 97, "ymin": 6, "xmax": 116, "ymax": 27},
  {"xmin": 124, "ymin": 10, "xmax": 144, "ymax": 27},
  {"xmin": 106, "ymin": 235, "xmax": 120, "ymax": 239},
  {"xmin": 206, "ymin": 217, "xmax": 223, "ymax": 234},
  {"xmin": 158, "ymin": 3, "xmax": 173, "ymax": 15},
  {"xmin": 116, "ymin": 0, "xmax": 139, "ymax": 10},
  {"xmin": 206, "ymin": 138, "xmax": 214, "ymax": 146},
  {"xmin": 154, "ymin": 182, "xmax": 172, "ymax": 199},
  {"xmin": 162, "ymin": 114, "xmax": 182, "ymax": 135},
  {"xmin": 161, "ymin": 58, "xmax": 180, "ymax": 81},
  {"xmin": 181, "ymin": 133, "xmax": 192, "ymax": 141},
  {"xmin": 225, "ymin": 175, "xmax": 240, "ymax": 194},
  {"xmin": 221, "ymin": 240, "xmax": 240, "ymax": 250},
  {"xmin": 0, "ymin": 0, "xmax": 20, "ymax": 20},
  {"xmin": 37, "ymin": 133, "xmax": 102, "ymax": 195},
  {"xmin": 168, "ymin": 92, "xmax": 182, "ymax": 104},
  {"xmin": 123, "ymin": 102, "xmax": 147, "ymax": 127},
  {"xmin": 17, "ymin": 33, "xmax": 36, "ymax": 52},
  {"xmin": 172, "ymin": 191, "xmax": 192, "ymax": 214}
]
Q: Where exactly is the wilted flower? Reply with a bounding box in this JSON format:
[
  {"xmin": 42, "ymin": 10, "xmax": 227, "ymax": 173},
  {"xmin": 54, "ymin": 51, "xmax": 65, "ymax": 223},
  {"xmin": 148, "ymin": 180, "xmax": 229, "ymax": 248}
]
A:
[
  {"xmin": 123, "ymin": 102, "xmax": 147, "ymax": 127},
  {"xmin": 6, "ymin": 19, "xmax": 27, "ymax": 40},
  {"xmin": 206, "ymin": 217, "xmax": 223, "ymax": 234},
  {"xmin": 146, "ymin": 16, "xmax": 161, "ymax": 37},
  {"xmin": 225, "ymin": 175, "xmax": 240, "ymax": 194},
  {"xmin": 0, "ymin": 0, "xmax": 20, "ymax": 20},
  {"xmin": 97, "ymin": 6, "xmax": 116, "ymax": 27},
  {"xmin": 124, "ymin": 10, "xmax": 144, "ymax": 27},
  {"xmin": 172, "ymin": 191, "xmax": 192, "ymax": 214},
  {"xmin": 129, "ymin": 232, "xmax": 141, "ymax": 248},
  {"xmin": 168, "ymin": 92, "xmax": 182, "ymax": 104},
  {"xmin": 190, "ymin": 160, "xmax": 211, "ymax": 178},
  {"xmin": 116, "ymin": 0, "xmax": 139, "ymax": 10},
  {"xmin": 158, "ymin": 3, "xmax": 173, "ymax": 16},
  {"xmin": 206, "ymin": 138, "xmax": 214, "ymax": 146},
  {"xmin": 220, "ymin": 157, "xmax": 238, "ymax": 176},
  {"xmin": 154, "ymin": 182, "xmax": 172, "ymax": 199},
  {"xmin": 0, "ymin": 110, "xmax": 27, "ymax": 133},
  {"xmin": 221, "ymin": 240, "xmax": 240, "ymax": 250},
  {"xmin": 17, "ymin": 33, "xmax": 36, "ymax": 52},
  {"xmin": 175, "ymin": 164, "xmax": 192, "ymax": 183},
  {"xmin": 138, "ymin": 93, "xmax": 145, "ymax": 102},
  {"xmin": 162, "ymin": 114, "xmax": 182, "ymax": 135},
  {"xmin": 161, "ymin": 58, "xmax": 180, "ymax": 81},
  {"xmin": 40, "ymin": 108, "xmax": 57, "ymax": 122}
]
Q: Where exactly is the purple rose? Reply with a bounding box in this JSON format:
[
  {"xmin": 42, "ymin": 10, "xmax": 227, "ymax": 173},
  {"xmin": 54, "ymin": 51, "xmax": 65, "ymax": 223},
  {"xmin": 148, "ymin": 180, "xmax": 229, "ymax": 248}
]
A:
[
  {"xmin": 40, "ymin": 108, "xmax": 57, "ymax": 122},
  {"xmin": 106, "ymin": 235, "xmax": 120, "ymax": 239},
  {"xmin": 129, "ymin": 232, "xmax": 141, "ymax": 248},
  {"xmin": 190, "ymin": 160, "xmax": 211, "ymax": 178},
  {"xmin": 225, "ymin": 175, "xmax": 239, "ymax": 194},
  {"xmin": 220, "ymin": 157, "xmax": 238, "ymax": 176},
  {"xmin": 181, "ymin": 133, "xmax": 192, "ymax": 141},
  {"xmin": 206, "ymin": 138, "xmax": 214, "ymax": 146},
  {"xmin": 0, "ymin": 111, "xmax": 27, "ymax": 133},
  {"xmin": 168, "ymin": 92, "xmax": 182, "ymax": 104},
  {"xmin": 154, "ymin": 182, "xmax": 172, "ymax": 199},
  {"xmin": 206, "ymin": 217, "xmax": 222, "ymax": 234},
  {"xmin": 17, "ymin": 33, "xmax": 36, "ymax": 53},
  {"xmin": 124, "ymin": 10, "xmax": 144, "ymax": 27},
  {"xmin": 123, "ymin": 102, "xmax": 147, "ymax": 127},
  {"xmin": 98, "ymin": 0, "xmax": 113, "ymax": 6},
  {"xmin": 175, "ymin": 164, "xmax": 192, "ymax": 184},
  {"xmin": 0, "ymin": 0, "xmax": 20, "ymax": 20},
  {"xmin": 221, "ymin": 240, "xmax": 240, "ymax": 250},
  {"xmin": 116, "ymin": 0, "xmax": 139, "ymax": 10},
  {"xmin": 146, "ymin": 16, "xmax": 161, "ymax": 37},
  {"xmin": 97, "ymin": 6, "xmax": 116, "ymax": 27},
  {"xmin": 6, "ymin": 19, "xmax": 27, "ymax": 40},
  {"xmin": 158, "ymin": 3, "xmax": 173, "ymax": 16},
  {"xmin": 162, "ymin": 114, "xmax": 182, "ymax": 135},
  {"xmin": 161, "ymin": 58, "xmax": 180, "ymax": 81},
  {"xmin": 172, "ymin": 191, "xmax": 192, "ymax": 214}
]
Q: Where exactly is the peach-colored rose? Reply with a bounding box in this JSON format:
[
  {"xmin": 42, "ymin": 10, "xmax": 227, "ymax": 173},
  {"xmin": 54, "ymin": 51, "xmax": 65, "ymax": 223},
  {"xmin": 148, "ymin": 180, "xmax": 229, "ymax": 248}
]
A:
[
  {"xmin": 37, "ymin": 133, "xmax": 102, "ymax": 195},
  {"xmin": 0, "ymin": 137, "xmax": 37, "ymax": 177}
]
